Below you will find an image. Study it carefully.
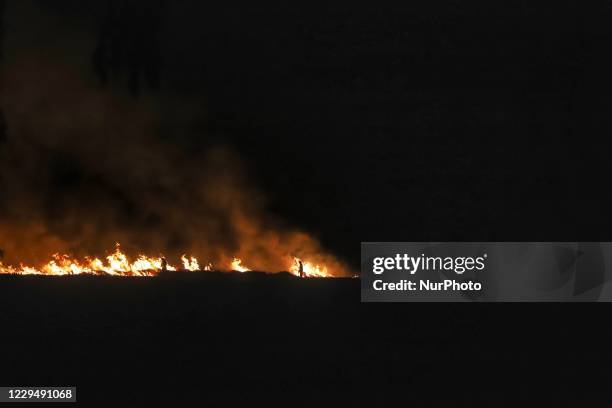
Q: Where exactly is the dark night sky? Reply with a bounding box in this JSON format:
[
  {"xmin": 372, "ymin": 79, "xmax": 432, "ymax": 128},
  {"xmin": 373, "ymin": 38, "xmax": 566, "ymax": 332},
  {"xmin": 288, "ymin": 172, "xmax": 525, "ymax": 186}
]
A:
[{"xmin": 2, "ymin": 1, "xmax": 611, "ymax": 268}]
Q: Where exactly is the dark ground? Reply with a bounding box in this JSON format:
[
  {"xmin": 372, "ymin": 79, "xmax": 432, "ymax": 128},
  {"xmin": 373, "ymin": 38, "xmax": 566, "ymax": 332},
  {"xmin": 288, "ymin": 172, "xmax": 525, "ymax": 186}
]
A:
[{"xmin": 1, "ymin": 274, "xmax": 611, "ymax": 406}]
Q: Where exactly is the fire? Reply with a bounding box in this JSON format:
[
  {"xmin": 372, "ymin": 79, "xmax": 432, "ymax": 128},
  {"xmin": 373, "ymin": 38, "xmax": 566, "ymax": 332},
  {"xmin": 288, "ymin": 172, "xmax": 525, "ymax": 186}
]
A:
[
  {"xmin": 290, "ymin": 257, "xmax": 330, "ymax": 278},
  {"xmin": 230, "ymin": 258, "xmax": 250, "ymax": 273},
  {"xmin": 0, "ymin": 244, "xmax": 338, "ymax": 277},
  {"xmin": 181, "ymin": 255, "xmax": 200, "ymax": 271},
  {"xmin": 0, "ymin": 244, "xmax": 186, "ymax": 276}
]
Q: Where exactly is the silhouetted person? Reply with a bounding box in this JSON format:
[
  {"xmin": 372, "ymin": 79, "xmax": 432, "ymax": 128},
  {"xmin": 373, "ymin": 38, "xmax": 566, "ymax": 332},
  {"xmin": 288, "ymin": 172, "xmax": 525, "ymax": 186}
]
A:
[
  {"xmin": 160, "ymin": 257, "xmax": 167, "ymax": 273},
  {"xmin": 298, "ymin": 260, "xmax": 305, "ymax": 278}
]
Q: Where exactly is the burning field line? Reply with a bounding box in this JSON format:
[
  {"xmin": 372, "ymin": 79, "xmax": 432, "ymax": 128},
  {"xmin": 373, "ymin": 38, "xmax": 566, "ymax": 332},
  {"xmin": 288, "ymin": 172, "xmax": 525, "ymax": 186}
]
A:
[{"xmin": 0, "ymin": 243, "xmax": 334, "ymax": 278}]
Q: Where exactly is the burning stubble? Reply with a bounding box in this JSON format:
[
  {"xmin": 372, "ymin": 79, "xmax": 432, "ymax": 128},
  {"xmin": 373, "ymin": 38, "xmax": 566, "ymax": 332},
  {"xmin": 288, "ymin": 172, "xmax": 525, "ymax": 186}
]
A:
[{"xmin": 0, "ymin": 58, "xmax": 350, "ymax": 277}]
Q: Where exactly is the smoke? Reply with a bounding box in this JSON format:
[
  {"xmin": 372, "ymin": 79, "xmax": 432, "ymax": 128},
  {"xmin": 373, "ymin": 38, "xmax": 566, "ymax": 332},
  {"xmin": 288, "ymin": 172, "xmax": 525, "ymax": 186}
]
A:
[{"xmin": 0, "ymin": 3, "xmax": 349, "ymax": 275}]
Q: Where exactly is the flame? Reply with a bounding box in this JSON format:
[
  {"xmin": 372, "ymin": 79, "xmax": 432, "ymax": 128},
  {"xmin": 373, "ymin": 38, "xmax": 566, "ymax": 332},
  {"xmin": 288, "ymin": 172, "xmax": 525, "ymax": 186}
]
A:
[
  {"xmin": 230, "ymin": 258, "xmax": 250, "ymax": 273},
  {"xmin": 181, "ymin": 255, "xmax": 200, "ymax": 271},
  {"xmin": 0, "ymin": 244, "xmax": 195, "ymax": 276},
  {"xmin": 290, "ymin": 257, "xmax": 330, "ymax": 278},
  {"xmin": 0, "ymin": 244, "xmax": 338, "ymax": 277}
]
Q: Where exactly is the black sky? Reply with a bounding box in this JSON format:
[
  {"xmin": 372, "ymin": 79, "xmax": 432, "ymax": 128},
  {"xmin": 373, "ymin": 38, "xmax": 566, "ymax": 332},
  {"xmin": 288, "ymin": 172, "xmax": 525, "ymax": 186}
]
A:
[{"xmin": 2, "ymin": 1, "xmax": 611, "ymax": 267}]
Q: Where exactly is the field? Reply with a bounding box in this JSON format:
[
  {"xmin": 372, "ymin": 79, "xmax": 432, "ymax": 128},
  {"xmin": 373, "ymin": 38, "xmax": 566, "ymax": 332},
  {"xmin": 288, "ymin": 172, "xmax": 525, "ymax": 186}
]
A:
[{"xmin": 1, "ymin": 273, "xmax": 610, "ymax": 405}]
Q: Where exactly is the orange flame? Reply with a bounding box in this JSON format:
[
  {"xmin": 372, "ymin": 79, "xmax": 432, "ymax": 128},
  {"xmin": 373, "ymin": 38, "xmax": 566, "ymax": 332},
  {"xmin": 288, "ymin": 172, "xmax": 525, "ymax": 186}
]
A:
[
  {"xmin": 0, "ymin": 244, "xmax": 191, "ymax": 276},
  {"xmin": 181, "ymin": 255, "xmax": 200, "ymax": 271},
  {"xmin": 230, "ymin": 258, "xmax": 250, "ymax": 273},
  {"xmin": 0, "ymin": 244, "xmax": 338, "ymax": 277},
  {"xmin": 290, "ymin": 257, "xmax": 330, "ymax": 278}
]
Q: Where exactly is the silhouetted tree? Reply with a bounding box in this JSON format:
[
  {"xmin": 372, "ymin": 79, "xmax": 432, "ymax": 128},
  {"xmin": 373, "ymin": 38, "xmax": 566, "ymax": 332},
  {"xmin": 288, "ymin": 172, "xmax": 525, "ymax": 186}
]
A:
[{"xmin": 93, "ymin": 0, "xmax": 163, "ymax": 97}]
